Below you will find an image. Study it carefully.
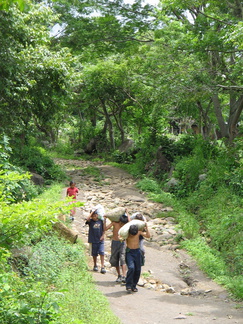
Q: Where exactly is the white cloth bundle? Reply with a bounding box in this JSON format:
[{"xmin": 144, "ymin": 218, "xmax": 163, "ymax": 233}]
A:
[
  {"xmin": 105, "ymin": 207, "xmax": 127, "ymax": 222},
  {"xmin": 91, "ymin": 204, "xmax": 105, "ymax": 220},
  {"xmin": 130, "ymin": 212, "xmax": 146, "ymax": 222},
  {"xmin": 118, "ymin": 219, "xmax": 145, "ymax": 239}
]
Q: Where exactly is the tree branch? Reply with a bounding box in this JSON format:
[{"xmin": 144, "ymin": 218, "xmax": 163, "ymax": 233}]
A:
[
  {"xmin": 191, "ymin": 8, "xmax": 233, "ymax": 26},
  {"xmin": 216, "ymin": 84, "xmax": 243, "ymax": 91}
]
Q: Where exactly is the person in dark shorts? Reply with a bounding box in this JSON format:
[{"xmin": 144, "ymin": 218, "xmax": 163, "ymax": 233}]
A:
[
  {"xmin": 106, "ymin": 213, "xmax": 129, "ymax": 283},
  {"xmin": 86, "ymin": 210, "xmax": 106, "ymax": 274}
]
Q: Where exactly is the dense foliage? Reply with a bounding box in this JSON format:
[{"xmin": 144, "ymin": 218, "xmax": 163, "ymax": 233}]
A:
[
  {"xmin": 0, "ymin": 140, "xmax": 118, "ymax": 323},
  {"xmin": 1, "ymin": 0, "xmax": 242, "ymax": 150},
  {"xmin": 129, "ymin": 134, "xmax": 243, "ymax": 299},
  {"xmin": 0, "ymin": 0, "xmax": 242, "ymax": 316}
]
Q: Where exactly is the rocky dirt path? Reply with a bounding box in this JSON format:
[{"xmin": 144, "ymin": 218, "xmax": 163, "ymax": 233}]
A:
[{"xmin": 55, "ymin": 159, "xmax": 243, "ymax": 324}]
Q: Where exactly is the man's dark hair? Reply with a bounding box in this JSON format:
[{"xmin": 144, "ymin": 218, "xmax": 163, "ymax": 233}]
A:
[
  {"xmin": 119, "ymin": 214, "xmax": 129, "ymax": 224},
  {"xmin": 129, "ymin": 224, "xmax": 138, "ymax": 236},
  {"xmin": 135, "ymin": 213, "xmax": 143, "ymax": 221}
]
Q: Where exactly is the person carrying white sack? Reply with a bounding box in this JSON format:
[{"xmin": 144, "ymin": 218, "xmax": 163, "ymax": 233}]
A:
[
  {"xmin": 131, "ymin": 212, "xmax": 147, "ymax": 266},
  {"xmin": 105, "ymin": 211, "xmax": 130, "ymax": 283},
  {"xmin": 90, "ymin": 204, "xmax": 105, "ymax": 221},
  {"xmin": 89, "ymin": 204, "xmax": 107, "ymax": 229},
  {"xmin": 124, "ymin": 222, "xmax": 150, "ymax": 292}
]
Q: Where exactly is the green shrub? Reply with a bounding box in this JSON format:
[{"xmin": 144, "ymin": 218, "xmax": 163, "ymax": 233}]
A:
[
  {"xmin": 11, "ymin": 145, "xmax": 66, "ymax": 183},
  {"xmin": 177, "ymin": 211, "xmax": 200, "ymax": 239},
  {"xmin": 225, "ymin": 276, "xmax": 243, "ymax": 300},
  {"xmin": 50, "ymin": 140, "xmax": 74, "ymax": 158},
  {"xmin": 172, "ymin": 134, "xmax": 196, "ymax": 158},
  {"xmin": 172, "ymin": 154, "xmax": 206, "ymax": 197},
  {"xmin": 147, "ymin": 191, "xmax": 176, "ymax": 208},
  {"xmin": 2, "ymin": 236, "xmax": 119, "ymax": 324},
  {"xmin": 0, "ymin": 136, "xmax": 41, "ymax": 203},
  {"xmin": 28, "ymin": 235, "xmax": 83, "ymax": 283},
  {"xmin": 0, "ymin": 185, "xmax": 76, "ymax": 248},
  {"xmin": 199, "ymin": 189, "xmax": 243, "ymax": 275},
  {"xmin": 111, "ymin": 150, "xmax": 134, "ymax": 164},
  {"xmin": 0, "ymin": 256, "xmax": 62, "ymax": 324},
  {"xmin": 0, "ymin": 168, "xmax": 40, "ymax": 204},
  {"xmin": 136, "ymin": 177, "xmax": 162, "ymax": 194}
]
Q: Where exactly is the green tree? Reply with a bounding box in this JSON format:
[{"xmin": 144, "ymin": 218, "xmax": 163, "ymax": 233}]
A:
[
  {"xmin": 50, "ymin": 0, "xmax": 156, "ymax": 60},
  {"xmin": 79, "ymin": 58, "xmax": 133, "ymax": 149},
  {"xmin": 154, "ymin": 0, "xmax": 243, "ymax": 143},
  {"xmin": 0, "ymin": 2, "xmax": 77, "ymax": 144},
  {"xmin": 0, "ymin": 0, "xmax": 27, "ymax": 10}
]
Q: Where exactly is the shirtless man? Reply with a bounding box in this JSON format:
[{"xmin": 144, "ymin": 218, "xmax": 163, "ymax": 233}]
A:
[
  {"xmin": 125, "ymin": 223, "xmax": 150, "ymax": 292},
  {"xmin": 106, "ymin": 214, "xmax": 129, "ymax": 283}
]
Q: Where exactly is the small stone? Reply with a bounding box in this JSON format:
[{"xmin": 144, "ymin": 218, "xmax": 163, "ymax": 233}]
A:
[
  {"xmin": 180, "ymin": 288, "xmax": 191, "ymax": 295},
  {"xmin": 168, "ymin": 229, "xmax": 177, "ymax": 235},
  {"xmin": 144, "ymin": 283, "xmax": 155, "ymax": 289},
  {"xmin": 166, "ymin": 287, "xmax": 175, "ymax": 293},
  {"xmin": 149, "ymin": 279, "xmax": 157, "ymax": 284}
]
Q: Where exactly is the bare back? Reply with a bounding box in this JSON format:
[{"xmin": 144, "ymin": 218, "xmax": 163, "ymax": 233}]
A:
[{"xmin": 106, "ymin": 221, "xmax": 124, "ymax": 241}]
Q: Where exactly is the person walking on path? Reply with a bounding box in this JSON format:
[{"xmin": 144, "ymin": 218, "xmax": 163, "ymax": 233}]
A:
[
  {"xmin": 125, "ymin": 223, "xmax": 150, "ymax": 292},
  {"xmin": 131, "ymin": 212, "xmax": 146, "ymax": 266},
  {"xmin": 66, "ymin": 180, "xmax": 79, "ymax": 221},
  {"xmin": 105, "ymin": 213, "xmax": 130, "ymax": 283},
  {"xmin": 86, "ymin": 210, "xmax": 106, "ymax": 274}
]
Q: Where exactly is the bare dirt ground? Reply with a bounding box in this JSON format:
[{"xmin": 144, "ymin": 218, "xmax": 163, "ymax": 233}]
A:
[{"xmin": 56, "ymin": 158, "xmax": 243, "ymax": 324}]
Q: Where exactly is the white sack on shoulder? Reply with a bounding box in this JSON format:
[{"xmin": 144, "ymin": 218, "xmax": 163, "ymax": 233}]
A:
[
  {"xmin": 130, "ymin": 212, "xmax": 146, "ymax": 221},
  {"xmin": 118, "ymin": 219, "xmax": 145, "ymax": 240},
  {"xmin": 92, "ymin": 204, "xmax": 105, "ymax": 220},
  {"xmin": 105, "ymin": 207, "xmax": 127, "ymax": 222}
]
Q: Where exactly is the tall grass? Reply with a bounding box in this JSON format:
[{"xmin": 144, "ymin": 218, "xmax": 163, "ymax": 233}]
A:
[
  {"xmin": 129, "ymin": 173, "xmax": 243, "ymax": 300},
  {"xmin": 29, "ymin": 237, "xmax": 121, "ymax": 324},
  {"xmin": 0, "ymin": 183, "xmax": 120, "ymax": 324}
]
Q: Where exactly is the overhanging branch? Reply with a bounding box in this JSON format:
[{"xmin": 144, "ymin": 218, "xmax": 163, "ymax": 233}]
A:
[{"xmin": 216, "ymin": 84, "xmax": 243, "ymax": 91}]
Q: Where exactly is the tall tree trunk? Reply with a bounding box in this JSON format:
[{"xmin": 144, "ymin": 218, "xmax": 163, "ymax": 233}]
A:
[
  {"xmin": 212, "ymin": 93, "xmax": 243, "ymax": 143},
  {"xmin": 228, "ymin": 94, "xmax": 243, "ymax": 144},
  {"xmin": 212, "ymin": 94, "xmax": 229, "ymax": 138},
  {"xmin": 113, "ymin": 108, "xmax": 125, "ymax": 144},
  {"xmin": 99, "ymin": 98, "xmax": 115, "ymax": 150}
]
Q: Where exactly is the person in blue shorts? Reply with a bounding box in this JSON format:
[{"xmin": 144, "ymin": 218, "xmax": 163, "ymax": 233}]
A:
[{"xmin": 86, "ymin": 210, "xmax": 106, "ymax": 274}]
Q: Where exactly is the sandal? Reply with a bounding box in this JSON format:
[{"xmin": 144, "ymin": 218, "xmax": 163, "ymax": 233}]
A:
[
  {"xmin": 132, "ymin": 287, "xmax": 138, "ymax": 292},
  {"xmin": 126, "ymin": 287, "xmax": 132, "ymax": 293}
]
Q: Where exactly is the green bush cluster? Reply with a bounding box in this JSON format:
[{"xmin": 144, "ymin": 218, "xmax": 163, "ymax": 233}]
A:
[
  {"xmin": 0, "ymin": 179, "xmax": 119, "ymax": 324},
  {"xmin": 122, "ymin": 134, "xmax": 243, "ymax": 299},
  {"xmin": 111, "ymin": 150, "xmax": 135, "ymax": 164},
  {"xmin": 0, "ymin": 136, "xmax": 41, "ymax": 203},
  {"xmin": 11, "ymin": 142, "xmax": 66, "ymax": 184},
  {"xmin": 136, "ymin": 177, "xmax": 162, "ymax": 194}
]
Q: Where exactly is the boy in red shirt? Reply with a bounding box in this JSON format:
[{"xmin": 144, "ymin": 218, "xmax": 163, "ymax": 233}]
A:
[{"xmin": 66, "ymin": 181, "xmax": 79, "ymax": 221}]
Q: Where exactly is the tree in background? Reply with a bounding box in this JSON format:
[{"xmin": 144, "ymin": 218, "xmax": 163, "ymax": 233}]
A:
[
  {"xmin": 1, "ymin": 0, "xmax": 242, "ymax": 150},
  {"xmin": 153, "ymin": 0, "xmax": 243, "ymax": 143},
  {"xmin": 0, "ymin": 2, "xmax": 78, "ymax": 145}
]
